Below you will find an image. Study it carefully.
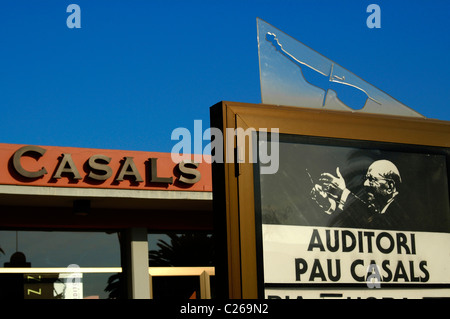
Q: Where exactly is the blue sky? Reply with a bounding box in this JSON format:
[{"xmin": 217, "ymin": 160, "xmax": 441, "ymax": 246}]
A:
[{"xmin": 1, "ymin": 0, "xmax": 449, "ymax": 153}]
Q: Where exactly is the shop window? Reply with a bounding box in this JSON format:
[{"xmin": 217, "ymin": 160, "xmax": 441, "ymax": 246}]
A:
[
  {"xmin": 148, "ymin": 232, "xmax": 214, "ymax": 267},
  {"xmin": 0, "ymin": 230, "xmax": 122, "ymax": 299},
  {"xmin": 148, "ymin": 231, "xmax": 215, "ymax": 299}
]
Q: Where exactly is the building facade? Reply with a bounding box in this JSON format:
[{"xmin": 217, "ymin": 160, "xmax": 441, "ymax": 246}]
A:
[{"xmin": 0, "ymin": 143, "xmax": 214, "ymax": 299}]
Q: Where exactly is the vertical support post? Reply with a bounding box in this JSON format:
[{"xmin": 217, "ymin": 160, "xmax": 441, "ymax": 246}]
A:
[
  {"xmin": 148, "ymin": 274, "xmax": 153, "ymax": 299},
  {"xmin": 124, "ymin": 228, "xmax": 150, "ymax": 299},
  {"xmin": 200, "ymin": 271, "xmax": 211, "ymax": 299}
]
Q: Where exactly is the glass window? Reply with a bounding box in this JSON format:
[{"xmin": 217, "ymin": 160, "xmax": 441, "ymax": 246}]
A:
[
  {"xmin": 148, "ymin": 231, "xmax": 214, "ymax": 267},
  {"xmin": 148, "ymin": 231, "xmax": 215, "ymax": 299},
  {"xmin": 0, "ymin": 230, "xmax": 122, "ymax": 299}
]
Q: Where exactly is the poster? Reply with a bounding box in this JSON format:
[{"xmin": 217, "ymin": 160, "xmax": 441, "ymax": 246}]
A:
[{"xmin": 255, "ymin": 134, "xmax": 450, "ymax": 298}]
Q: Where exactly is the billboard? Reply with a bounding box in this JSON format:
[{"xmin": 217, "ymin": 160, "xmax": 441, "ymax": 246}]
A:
[
  {"xmin": 210, "ymin": 101, "xmax": 450, "ymax": 299},
  {"xmin": 255, "ymin": 135, "xmax": 450, "ymax": 298}
]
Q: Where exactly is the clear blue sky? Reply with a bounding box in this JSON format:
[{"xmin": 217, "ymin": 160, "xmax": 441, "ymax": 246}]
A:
[{"xmin": 1, "ymin": 0, "xmax": 449, "ymax": 153}]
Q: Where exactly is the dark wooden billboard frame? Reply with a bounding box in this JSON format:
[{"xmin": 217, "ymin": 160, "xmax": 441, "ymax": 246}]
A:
[{"xmin": 210, "ymin": 101, "xmax": 450, "ymax": 299}]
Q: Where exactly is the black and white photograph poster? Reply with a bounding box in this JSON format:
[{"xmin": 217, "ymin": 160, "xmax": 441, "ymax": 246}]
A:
[{"xmin": 256, "ymin": 135, "xmax": 450, "ymax": 299}]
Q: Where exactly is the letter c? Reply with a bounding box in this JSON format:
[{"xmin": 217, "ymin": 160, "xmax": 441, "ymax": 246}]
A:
[
  {"xmin": 224, "ymin": 304, "xmax": 232, "ymax": 313},
  {"xmin": 350, "ymin": 259, "xmax": 365, "ymax": 282},
  {"xmin": 12, "ymin": 145, "xmax": 48, "ymax": 178}
]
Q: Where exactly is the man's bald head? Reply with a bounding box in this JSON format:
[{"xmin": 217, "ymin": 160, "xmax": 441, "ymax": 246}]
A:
[
  {"xmin": 364, "ymin": 160, "xmax": 401, "ymax": 213},
  {"xmin": 366, "ymin": 160, "xmax": 402, "ymax": 190}
]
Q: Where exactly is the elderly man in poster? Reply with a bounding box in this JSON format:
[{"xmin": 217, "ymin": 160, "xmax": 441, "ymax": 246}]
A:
[{"xmin": 311, "ymin": 160, "xmax": 407, "ymax": 229}]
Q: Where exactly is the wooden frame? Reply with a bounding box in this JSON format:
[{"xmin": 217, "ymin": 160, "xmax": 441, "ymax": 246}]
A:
[
  {"xmin": 148, "ymin": 267, "xmax": 215, "ymax": 299},
  {"xmin": 210, "ymin": 101, "xmax": 450, "ymax": 299}
]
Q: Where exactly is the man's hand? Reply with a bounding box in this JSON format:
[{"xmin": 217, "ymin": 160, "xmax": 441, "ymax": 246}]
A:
[
  {"xmin": 318, "ymin": 167, "xmax": 346, "ymax": 200},
  {"xmin": 310, "ymin": 184, "xmax": 336, "ymax": 215}
]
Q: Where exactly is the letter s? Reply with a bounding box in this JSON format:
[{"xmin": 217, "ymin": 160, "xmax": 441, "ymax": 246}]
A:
[
  {"xmin": 88, "ymin": 155, "xmax": 113, "ymax": 181},
  {"xmin": 419, "ymin": 261, "xmax": 430, "ymax": 282},
  {"xmin": 178, "ymin": 160, "xmax": 201, "ymax": 184}
]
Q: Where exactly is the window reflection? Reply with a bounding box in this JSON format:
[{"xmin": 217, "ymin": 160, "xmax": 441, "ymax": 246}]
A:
[
  {"xmin": 148, "ymin": 231, "xmax": 215, "ymax": 299},
  {"xmin": 148, "ymin": 231, "xmax": 214, "ymax": 267},
  {"xmin": 0, "ymin": 230, "xmax": 122, "ymax": 299},
  {"xmin": 0, "ymin": 230, "xmax": 121, "ymax": 268}
]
